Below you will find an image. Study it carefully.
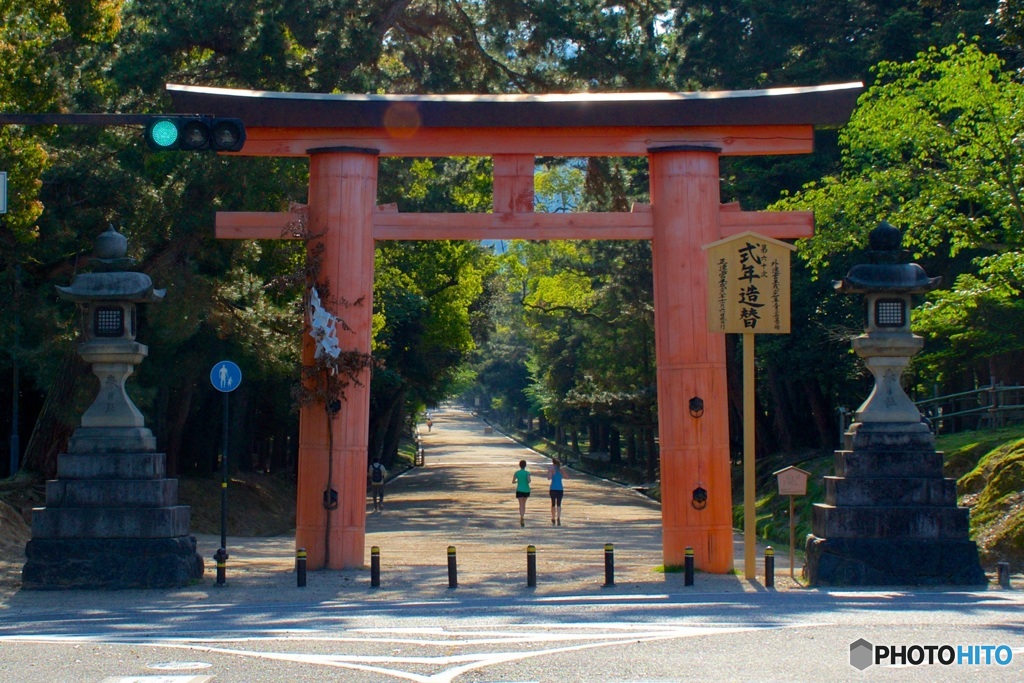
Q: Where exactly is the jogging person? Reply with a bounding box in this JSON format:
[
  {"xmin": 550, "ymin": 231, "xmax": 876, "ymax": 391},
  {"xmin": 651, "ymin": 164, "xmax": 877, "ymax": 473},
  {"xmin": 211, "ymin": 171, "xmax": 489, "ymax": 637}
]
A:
[
  {"xmin": 512, "ymin": 459, "xmax": 531, "ymax": 527},
  {"xmin": 368, "ymin": 456, "xmax": 388, "ymax": 511},
  {"xmin": 548, "ymin": 458, "xmax": 567, "ymax": 526}
]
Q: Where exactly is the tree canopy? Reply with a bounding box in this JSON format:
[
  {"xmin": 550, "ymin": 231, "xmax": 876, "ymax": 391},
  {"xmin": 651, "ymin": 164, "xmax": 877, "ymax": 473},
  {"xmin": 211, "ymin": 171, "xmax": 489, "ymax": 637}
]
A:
[
  {"xmin": 2, "ymin": 0, "xmax": 1021, "ymax": 484},
  {"xmin": 777, "ymin": 41, "xmax": 1024, "ymax": 390}
]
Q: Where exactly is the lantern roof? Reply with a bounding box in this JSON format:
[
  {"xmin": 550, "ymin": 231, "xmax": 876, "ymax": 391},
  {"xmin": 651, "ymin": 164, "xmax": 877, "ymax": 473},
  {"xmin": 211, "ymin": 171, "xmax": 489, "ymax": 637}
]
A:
[
  {"xmin": 57, "ymin": 271, "xmax": 165, "ymax": 303},
  {"xmin": 833, "ymin": 222, "xmax": 941, "ymax": 295},
  {"xmin": 56, "ymin": 227, "xmax": 165, "ymax": 303}
]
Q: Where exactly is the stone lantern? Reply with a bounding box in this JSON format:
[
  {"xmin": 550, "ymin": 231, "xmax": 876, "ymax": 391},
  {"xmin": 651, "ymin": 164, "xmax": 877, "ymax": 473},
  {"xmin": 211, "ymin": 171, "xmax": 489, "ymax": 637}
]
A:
[
  {"xmin": 56, "ymin": 226, "xmax": 164, "ymax": 454},
  {"xmin": 803, "ymin": 222, "xmax": 985, "ymax": 586},
  {"xmin": 838, "ymin": 221, "xmax": 941, "ymax": 441},
  {"xmin": 22, "ymin": 226, "xmax": 204, "ymax": 589}
]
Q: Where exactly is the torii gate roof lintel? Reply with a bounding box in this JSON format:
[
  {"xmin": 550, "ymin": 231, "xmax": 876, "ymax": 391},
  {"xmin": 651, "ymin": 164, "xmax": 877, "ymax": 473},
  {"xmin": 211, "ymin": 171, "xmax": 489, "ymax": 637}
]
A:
[{"xmin": 167, "ymin": 82, "xmax": 862, "ymax": 158}]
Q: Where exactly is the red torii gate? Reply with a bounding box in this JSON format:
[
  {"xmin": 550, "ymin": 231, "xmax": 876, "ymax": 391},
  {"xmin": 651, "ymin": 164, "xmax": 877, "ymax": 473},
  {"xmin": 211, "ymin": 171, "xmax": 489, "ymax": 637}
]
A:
[{"xmin": 169, "ymin": 83, "xmax": 861, "ymax": 572}]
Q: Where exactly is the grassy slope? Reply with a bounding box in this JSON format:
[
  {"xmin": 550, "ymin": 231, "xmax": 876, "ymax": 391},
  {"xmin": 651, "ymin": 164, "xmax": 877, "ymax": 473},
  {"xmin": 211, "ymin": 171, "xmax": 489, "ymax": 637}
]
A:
[{"xmin": 950, "ymin": 428, "xmax": 1024, "ymax": 566}]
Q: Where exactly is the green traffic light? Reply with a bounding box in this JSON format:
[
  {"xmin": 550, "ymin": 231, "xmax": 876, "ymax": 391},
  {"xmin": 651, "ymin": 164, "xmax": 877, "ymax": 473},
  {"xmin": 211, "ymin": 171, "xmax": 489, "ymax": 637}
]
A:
[
  {"xmin": 149, "ymin": 119, "xmax": 179, "ymax": 149},
  {"xmin": 143, "ymin": 116, "xmax": 244, "ymax": 152}
]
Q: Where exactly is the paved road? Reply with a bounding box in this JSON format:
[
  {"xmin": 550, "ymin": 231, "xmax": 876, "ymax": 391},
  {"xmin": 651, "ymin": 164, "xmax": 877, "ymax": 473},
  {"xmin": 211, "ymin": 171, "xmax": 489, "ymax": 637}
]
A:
[{"xmin": 0, "ymin": 406, "xmax": 1021, "ymax": 682}]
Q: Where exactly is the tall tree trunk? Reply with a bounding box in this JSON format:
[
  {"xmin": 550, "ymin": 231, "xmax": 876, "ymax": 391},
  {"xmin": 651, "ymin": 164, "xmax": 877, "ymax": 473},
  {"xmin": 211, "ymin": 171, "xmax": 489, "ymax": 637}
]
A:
[
  {"xmin": 380, "ymin": 387, "xmax": 407, "ymax": 466},
  {"xmin": 765, "ymin": 363, "xmax": 795, "ymax": 453},
  {"xmin": 625, "ymin": 428, "xmax": 637, "ymax": 464},
  {"xmin": 161, "ymin": 378, "xmax": 195, "ymax": 477},
  {"xmin": 228, "ymin": 386, "xmax": 249, "ymax": 475},
  {"xmin": 609, "ymin": 426, "xmax": 621, "ymax": 464},
  {"xmin": 22, "ymin": 350, "xmax": 88, "ymax": 479},
  {"xmin": 368, "ymin": 383, "xmax": 403, "ymax": 462},
  {"xmin": 802, "ymin": 378, "xmax": 836, "ymax": 449},
  {"xmin": 644, "ymin": 426, "xmax": 657, "ymax": 481},
  {"xmin": 725, "ymin": 335, "xmax": 744, "ymax": 455}
]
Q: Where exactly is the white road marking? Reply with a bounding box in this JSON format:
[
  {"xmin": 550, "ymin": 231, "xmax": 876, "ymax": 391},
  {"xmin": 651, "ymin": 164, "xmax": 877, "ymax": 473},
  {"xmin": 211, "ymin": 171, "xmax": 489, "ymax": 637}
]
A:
[{"xmin": 2, "ymin": 621, "xmax": 824, "ymax": 683}]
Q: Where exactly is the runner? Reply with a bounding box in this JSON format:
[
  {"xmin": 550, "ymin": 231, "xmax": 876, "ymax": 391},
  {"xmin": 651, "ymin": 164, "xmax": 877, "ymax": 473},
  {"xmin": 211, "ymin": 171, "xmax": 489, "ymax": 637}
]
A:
[
  {"xmin": 512, "ymin": 459, "xmax": 531, "ymax": 527},
  {"xmin": 548, "ymin": 458, "xmax": 567, "ymax": 526}
]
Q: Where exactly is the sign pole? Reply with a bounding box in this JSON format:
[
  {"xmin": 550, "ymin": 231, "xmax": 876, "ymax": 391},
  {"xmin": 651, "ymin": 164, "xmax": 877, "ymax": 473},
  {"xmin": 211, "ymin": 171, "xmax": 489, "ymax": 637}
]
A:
[
  {"xmin": 210, "ymin": 360, "xmax": 242, "ymax": 560},
  {"xmin": 743, "ymin": 332, "xmax": 756, "ymax": 580},
  {"xmin": 789, "ymin": 494, "xmax": 796, "ymax": 579},
  {"xmin": 221, "ymin": 390, "xmax": 229, "ymax": 551}
]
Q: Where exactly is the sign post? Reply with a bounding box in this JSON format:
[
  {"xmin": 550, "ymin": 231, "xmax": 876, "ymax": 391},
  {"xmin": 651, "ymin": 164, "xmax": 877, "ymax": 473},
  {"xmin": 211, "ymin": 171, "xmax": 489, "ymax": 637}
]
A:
[
  {"xmin": 774, "ymin": 466, "xmax": 811, "ymax": 579},
  {"xmin": 705, "ymin": 232, "xmax": 795, "ymax": 580},
  {"xmin": 210, "ymin": 361, "xmax": 242, "ymax": 557}
]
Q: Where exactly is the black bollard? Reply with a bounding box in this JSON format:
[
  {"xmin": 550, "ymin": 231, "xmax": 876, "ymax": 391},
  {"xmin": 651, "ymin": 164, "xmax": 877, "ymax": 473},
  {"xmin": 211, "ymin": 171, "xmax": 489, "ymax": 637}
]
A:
[
  {"xmin": 684, "ymin": 546, "xmax": 694, "ymax": 586},
  {"xmin": 214, "ymin": 547, "xmax": 228, "ymax": 587},
  {"xmin": 603, "ymin": 543, "xmax": 615, "ymax": 587},
  {"xmin": 447, "ymin": 546, "xmax": 458, "ymax": 589},
  {"xmin": 296, "ymin": 547, "xmax": 307, "ymax": 588},
  {"xmin": 371, "ymin": 546, "xmax": 381, "ymax": 588},
  {"xmin": 527, "ymin": 545, "xmax": 537, "ymax": 588},
  {"xmin": 765, "ymin": 546, "xmax": 775, "ymax": 588},
  {"xmin": 998, "ymin": 561, "xmax": 1011, "ymax": 589}
]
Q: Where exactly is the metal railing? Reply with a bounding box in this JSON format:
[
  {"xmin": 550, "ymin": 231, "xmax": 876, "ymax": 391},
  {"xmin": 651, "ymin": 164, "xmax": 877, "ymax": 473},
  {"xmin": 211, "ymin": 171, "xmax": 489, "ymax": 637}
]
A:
[{"xmin": 915, "ymin": 385, "xmax": 1024, "ymax": 434}]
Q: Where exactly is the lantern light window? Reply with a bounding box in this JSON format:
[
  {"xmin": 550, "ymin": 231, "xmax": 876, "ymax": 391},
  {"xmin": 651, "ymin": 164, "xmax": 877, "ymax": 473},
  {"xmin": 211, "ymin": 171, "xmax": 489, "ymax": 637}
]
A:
[
  {"xmin": 95, "ymin": 306, "xmax": 124, "ymax": 337},
  {"xmin": 875, "ymin": 298, "xmax": 905, "ymax": 328}
]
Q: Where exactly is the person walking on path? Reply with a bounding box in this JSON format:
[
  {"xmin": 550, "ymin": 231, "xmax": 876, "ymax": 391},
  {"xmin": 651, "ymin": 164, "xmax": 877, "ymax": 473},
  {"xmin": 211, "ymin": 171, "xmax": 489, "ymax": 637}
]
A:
[
  {"xmin": 512, "ymin": 459, "xmax": 532, "ymax": 527},
  {"xmin": 368, "ymin": 456, "xmax": 388, "ymax": 511},
  {"xmin": 548, "ymin": 458, "xmax": 567, "ymax": 526}
]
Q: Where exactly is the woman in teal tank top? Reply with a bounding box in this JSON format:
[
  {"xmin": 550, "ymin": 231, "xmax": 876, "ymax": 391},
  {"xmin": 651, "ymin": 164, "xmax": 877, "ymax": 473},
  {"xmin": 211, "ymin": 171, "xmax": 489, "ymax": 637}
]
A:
[{"xmin": 512, "ymin": 460, "xmax": 531, "ymax": 527}]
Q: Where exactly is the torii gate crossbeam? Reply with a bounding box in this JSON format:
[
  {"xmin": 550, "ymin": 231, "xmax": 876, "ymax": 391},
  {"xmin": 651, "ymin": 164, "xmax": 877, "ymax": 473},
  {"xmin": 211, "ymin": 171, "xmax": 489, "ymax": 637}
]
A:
[{"xmin": 169, "ymin": 82, "xmax": 862, "ymax": 572}]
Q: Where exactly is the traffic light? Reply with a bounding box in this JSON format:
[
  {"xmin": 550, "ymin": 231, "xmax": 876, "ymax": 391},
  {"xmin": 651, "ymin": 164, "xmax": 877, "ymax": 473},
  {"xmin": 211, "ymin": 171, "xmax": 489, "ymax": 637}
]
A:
[{"xmin": 144, "ymin": 116, "xmax": 246, "ymax": 152}]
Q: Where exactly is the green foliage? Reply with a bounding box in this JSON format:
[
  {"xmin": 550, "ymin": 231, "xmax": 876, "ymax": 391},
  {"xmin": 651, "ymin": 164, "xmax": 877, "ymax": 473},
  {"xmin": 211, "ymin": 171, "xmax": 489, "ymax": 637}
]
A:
[
  {"xmin": 535, "ymin": 163, "xmax": 584, "ymax": 213},
  {"xmin": 777, "ymin": 41, "xmax": 1024, "ymax": 392},
  {"xmin": 789, "ymin": 42, "xmax": 1024, "ymax": 271}
]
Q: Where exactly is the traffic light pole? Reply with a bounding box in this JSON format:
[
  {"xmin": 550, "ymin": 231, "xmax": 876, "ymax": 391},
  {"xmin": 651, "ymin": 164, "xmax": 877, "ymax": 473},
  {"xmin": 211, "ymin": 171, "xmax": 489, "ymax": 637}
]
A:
[
  {"xmin": 0, "ymin": 113, "xmax": 151, "ymax": 126},
  {"xmin": 0, "ymin": 113, "xmax": 245, "ymax": 152}
]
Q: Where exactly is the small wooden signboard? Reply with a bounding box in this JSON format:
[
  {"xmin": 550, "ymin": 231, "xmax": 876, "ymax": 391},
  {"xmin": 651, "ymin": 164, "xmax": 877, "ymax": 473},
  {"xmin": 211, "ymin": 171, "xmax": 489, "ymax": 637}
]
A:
[
  {"xmin": 775, "ymin": 465, "xmax": 810, "ymax": 496},
  {"xmin": 773, "ymin": 465, "xmax": 811, "ymax": 579}
]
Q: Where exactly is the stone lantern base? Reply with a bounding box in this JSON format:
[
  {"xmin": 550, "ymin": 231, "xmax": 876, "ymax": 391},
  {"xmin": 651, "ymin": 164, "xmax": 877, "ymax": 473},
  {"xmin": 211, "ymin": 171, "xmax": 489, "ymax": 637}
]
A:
[
  {"xmin": 803, "ymin": 422, "xmax": 986, "ymax": 586},
  {"xmin": 23, "ymin": 536, "xmax": 203, "ymax": 590},
  {"xmin": 22, "ymin": 447, "xmax": 204, "ymax": 590}
]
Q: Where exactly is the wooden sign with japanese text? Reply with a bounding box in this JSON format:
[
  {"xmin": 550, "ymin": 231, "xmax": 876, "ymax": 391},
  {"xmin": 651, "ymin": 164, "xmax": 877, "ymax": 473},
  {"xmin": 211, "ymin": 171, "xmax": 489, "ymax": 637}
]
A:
[{"xmin": 704, "ymin": 231, "xmax": 795, "ymax": 334}]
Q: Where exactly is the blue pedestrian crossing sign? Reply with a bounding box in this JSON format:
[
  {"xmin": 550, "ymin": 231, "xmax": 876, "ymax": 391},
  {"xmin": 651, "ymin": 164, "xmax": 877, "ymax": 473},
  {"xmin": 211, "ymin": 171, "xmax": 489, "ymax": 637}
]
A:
[{"xmin": 211, "ymin": 361, "xmax": 242, "ymax": 393}]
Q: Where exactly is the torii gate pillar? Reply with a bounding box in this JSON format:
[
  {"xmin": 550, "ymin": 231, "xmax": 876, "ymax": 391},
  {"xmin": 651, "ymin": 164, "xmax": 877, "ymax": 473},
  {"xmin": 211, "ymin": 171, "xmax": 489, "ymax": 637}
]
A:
[
  {"xmin": 297, "ymin": 148, "xmax": 378, "ymax": 569},
  {"xmin": 650, "ymin": 146, "xmax": 733, "ymax": 571}
]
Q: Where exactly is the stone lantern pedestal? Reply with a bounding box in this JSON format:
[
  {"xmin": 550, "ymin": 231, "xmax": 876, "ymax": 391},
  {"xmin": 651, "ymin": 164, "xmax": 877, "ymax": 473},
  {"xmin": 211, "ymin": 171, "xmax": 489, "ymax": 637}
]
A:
[
  {"xmin": 804, "ymin": 222, "xmax": 985, "ymax": 586},
  {"xmin": 22, "ymin": 227, "xmax": 204, "ymax": 589}
]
